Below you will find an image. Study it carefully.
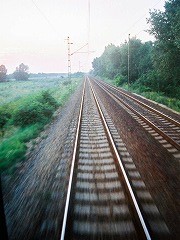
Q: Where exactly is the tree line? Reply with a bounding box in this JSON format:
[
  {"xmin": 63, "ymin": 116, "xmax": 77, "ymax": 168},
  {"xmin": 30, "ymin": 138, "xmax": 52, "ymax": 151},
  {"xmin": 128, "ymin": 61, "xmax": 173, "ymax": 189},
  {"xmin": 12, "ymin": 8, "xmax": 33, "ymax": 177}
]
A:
[
  {"xmin": 92, "ymin": 0, "xmax": 180, "ymax": 98},
  {"xmin": 0, "ymin": 63, "xmax": 29, "ymax": 82}
]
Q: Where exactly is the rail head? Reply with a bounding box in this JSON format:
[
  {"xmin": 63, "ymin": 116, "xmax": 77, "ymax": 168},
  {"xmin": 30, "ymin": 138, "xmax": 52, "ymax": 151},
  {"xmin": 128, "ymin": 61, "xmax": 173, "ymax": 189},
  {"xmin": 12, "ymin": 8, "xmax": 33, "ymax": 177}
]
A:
[
  {"xmin": 88, "ymin": 76, "xmax": 152, "ymax": 240},
  {"xmin": 92, "ymin": 78, "xmax": 180, "ymax": 151},
  {"xmin": 60, "ymin": 78, "xmax": 86, "ymax": 240},
  {"xmin": 92, "ymin": 77, "xmax": 180, "ymax": 127}
]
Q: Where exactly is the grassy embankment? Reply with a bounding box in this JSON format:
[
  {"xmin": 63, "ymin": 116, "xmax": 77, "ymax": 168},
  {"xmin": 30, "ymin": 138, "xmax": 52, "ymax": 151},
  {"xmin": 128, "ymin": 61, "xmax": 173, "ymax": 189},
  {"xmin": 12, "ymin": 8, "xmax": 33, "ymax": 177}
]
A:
[
  {"xmin": 100, "ymin": 77, "xmax": 180, "ymax": 112},
  {"xmin": 0, "ymin": 77, "xmax": 81, "ymax": 172}
]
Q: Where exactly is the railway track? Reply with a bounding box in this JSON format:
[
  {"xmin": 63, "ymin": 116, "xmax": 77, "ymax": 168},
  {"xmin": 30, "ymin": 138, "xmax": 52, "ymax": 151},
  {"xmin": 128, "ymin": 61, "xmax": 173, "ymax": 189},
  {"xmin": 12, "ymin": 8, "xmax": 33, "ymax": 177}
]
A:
[
  {"xmin": 60, "ymin": 78, "xmax": 152, "ymax": 239},
  {"xmin": 90, "ymin": 77, "xmax": 180, "ymax": 154}
]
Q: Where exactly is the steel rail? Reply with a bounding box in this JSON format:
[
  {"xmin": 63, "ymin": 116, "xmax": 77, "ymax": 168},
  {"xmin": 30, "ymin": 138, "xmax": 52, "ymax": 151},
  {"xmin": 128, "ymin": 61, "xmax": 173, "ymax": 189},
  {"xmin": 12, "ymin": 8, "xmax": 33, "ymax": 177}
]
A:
[
  {"xmin": 60, "ymin": 77, "xmax": 151, "ymax": 239},
  {"xmin": 88, "ymin": 77, "xmax": 151, "ymax": 240},
  {"xmin": 94, "ymin": 77, "xmax": 180, "ymax": 127},
  {"xmin": 92, "ymin": 79, "xmax": 180, "ymax": 151},
  {"xmin": 60, "ymin": 79, "xmax": 86, "ymax": 240}
]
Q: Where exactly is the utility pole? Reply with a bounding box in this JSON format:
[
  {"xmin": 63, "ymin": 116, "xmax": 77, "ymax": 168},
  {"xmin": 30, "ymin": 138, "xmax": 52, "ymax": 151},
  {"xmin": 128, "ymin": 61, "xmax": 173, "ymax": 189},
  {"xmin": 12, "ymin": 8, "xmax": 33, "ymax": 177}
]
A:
[
  {"xmin": 128, "ymin": 33, "xmax": 130, "ymax": 90},
  {"xmin": 66, "ymin": 36, "xmax": 73, "ymax": 81},
  {"xmin": 65, "ymin": 1, "xmax": 93, "ymax": 74}
]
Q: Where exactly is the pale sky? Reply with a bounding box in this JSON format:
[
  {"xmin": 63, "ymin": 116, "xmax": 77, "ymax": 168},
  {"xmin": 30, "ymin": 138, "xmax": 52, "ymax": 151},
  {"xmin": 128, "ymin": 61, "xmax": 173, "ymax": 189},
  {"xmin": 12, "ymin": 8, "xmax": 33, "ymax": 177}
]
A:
[{"xmin": 1, "ymin": 0, "xmax": 165, "ymax": 74}]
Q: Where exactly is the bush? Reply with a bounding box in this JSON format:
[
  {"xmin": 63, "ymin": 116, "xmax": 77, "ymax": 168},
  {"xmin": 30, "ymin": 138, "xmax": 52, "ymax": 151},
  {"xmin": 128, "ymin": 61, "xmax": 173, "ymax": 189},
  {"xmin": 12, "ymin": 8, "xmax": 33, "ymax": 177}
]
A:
[
  {"xmin": 0, "ymin": 107, "xmax": 11, "ymax": 130},
  {"xmin": 17, "ymin": 124, "xmax": 44, "ymax": 142},
  {"xmin": 130, "ymin": 81, "xmax": 151, "ymax": 93},
  {"xmin": 137, "ymin": 70, "xmax": 160, "ymax": 91},
  {"xmin": 114, "ymin": 74, "xmax": 127, "ymax": 86},
  {"xmin": 0, "ymin": 137, "xmax": 27, "ymax": 170},
  {"xmin": 12, "ymin": 91, "xmax": 58, "ymax": 127},
  {"xmin": 0, "ymin": 124, "xmax": 45, "ymax": 171},
  {"xmin": 63, "ymin": 80, "xmax": 72, "ymax": 86},
  {"xmin": 38, "ymin": 91, "xmax": 58, "ymax": 109},
  {"xmin": 13, "ymin": 102, "xmax": 53, "ymax": 126}
]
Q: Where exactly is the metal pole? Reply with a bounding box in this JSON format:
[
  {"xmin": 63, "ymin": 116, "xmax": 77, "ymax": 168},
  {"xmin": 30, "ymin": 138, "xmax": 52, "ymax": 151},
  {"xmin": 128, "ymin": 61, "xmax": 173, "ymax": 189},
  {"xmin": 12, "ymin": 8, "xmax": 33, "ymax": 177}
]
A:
[
  {"xmin": 68, "ymin": 37, "xmax": 71, "ymax": 80},
  {"xmin": 66, "ymin": 36, "xmax": 73, "ymax": 81},
  {"xmin": 128, "ymin": 33, "xmax": 130, "ymax": 90}
]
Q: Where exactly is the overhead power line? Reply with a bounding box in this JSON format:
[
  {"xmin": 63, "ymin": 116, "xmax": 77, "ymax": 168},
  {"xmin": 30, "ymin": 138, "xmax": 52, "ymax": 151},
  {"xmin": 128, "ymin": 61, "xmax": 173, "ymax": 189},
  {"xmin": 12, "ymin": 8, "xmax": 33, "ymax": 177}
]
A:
[
  {"xmin": 121, "ymin": 0, "xmax": 163, "ymax": 38},
  {"xmin": 71, "ymin": 44, "xmax": 88, "ymax": 56},
  {"xmin": 30, "ymin": 0, "xmax": 57, "ymax": 33}
]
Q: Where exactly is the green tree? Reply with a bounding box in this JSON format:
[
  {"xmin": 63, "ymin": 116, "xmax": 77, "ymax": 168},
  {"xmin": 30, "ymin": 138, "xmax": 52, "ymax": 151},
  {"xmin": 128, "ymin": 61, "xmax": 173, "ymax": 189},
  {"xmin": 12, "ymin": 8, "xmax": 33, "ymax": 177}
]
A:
[
  {"xmin": 92, "ymin": 44, "xmax": 122, "ymax": 79},
  {"xmin": 101, "ymin": 44, "xmax": 122, "ymax": 79},
  {"xmin": 137, "ymin": 41, "xmax": 153, "ymax": 76},
  {"xmin": 129, "ymin": 38, "xmax": 141, "ymax": 82},
  {"xmin": 92, "ymin": 39, "xmax": 153, "ymax": 85},
  {"xmin": 148, "ymin": 0, "xmax": 180, "ymax": 96},
  {"xmin": 0, "ymin": 65, "xmax": 7, "ymax": 82},
  {"xmin": 13, "ymin": 63, "xmax": 29, "ymax": 81},
  {"xmin": 92, "ymin": 57, "xmax": 106, "ymax": 76}
]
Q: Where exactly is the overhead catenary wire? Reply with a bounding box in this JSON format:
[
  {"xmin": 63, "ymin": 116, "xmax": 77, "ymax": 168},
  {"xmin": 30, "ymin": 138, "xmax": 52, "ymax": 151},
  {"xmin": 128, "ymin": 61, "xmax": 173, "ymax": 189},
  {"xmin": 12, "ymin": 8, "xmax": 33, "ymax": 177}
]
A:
[
  {"xmin": 71, "ymin": 43, "xmax": 88, "ymax": 56},
  {"xmin": 121, "ymin": 0, "xmax": 163, "ymax": 39},
  {"xmin": 30, "ymin": 0, "xmax": 59, "ymax": 35},
  {"xmin": 30, "ymin": 0, "xmax": 164, "ymax": 73}
]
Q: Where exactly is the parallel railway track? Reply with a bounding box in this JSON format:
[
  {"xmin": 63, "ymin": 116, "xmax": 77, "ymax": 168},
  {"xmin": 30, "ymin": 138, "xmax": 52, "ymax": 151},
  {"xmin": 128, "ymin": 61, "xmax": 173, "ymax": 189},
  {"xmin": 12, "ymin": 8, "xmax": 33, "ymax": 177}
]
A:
[
  {"xmin": 91, "ymin": 77, "xmax": 180, "ymax": 153},
  {"xmin": 60, "ymin": 78, "xmax": 152, "ymax": 239}
]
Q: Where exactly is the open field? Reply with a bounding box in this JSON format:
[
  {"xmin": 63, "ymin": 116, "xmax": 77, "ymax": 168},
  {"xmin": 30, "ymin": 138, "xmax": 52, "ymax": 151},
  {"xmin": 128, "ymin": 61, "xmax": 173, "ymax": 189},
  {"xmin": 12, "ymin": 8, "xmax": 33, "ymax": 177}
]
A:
[
  {"xmin": 0, "ymin": 77, "xmax": 72, "ymax": 105},
  {"xmin": 0, "ymin": 77, "xmax": 82, "ymax": 171}
]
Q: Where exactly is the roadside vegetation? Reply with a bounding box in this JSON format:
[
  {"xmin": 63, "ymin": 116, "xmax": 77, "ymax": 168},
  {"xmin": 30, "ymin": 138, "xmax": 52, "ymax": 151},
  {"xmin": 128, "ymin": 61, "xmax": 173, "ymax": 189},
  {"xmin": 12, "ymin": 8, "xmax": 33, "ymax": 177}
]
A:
[
  {"xmin": 0, "ymin": 77, "xmax": 81, "ymax": 172},
  {"xmin": 91, "ymin": 0, "xmax": 180, "ymax": 112}
]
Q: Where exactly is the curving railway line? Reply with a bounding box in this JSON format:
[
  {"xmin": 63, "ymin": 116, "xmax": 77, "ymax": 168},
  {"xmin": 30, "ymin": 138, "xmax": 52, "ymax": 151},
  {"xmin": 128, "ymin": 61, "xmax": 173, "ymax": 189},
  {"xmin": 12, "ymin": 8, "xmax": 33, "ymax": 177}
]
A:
[{"xmin": 90, "ymin": 77, "xmax": 180, "ymax": 155}]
